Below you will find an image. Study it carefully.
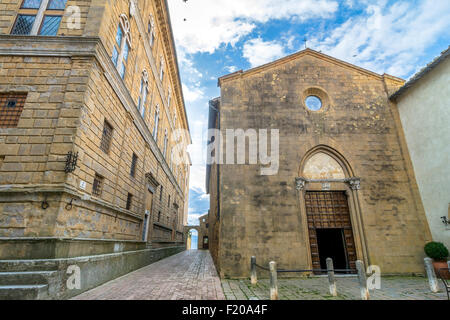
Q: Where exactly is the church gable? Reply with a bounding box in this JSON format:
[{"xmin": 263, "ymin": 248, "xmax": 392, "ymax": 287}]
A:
[{"xmin": 219, "ymin": 49, "xmax": 404, "ymax": 87}]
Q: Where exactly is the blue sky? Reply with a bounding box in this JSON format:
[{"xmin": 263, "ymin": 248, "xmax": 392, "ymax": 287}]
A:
[{"xmin": 167, "ymin": 0, "xmax": 450, "ymax": 226}]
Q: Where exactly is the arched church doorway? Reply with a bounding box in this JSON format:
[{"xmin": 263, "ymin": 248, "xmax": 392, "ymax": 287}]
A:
[{"xmin": 298, "ymin": 147, "xmax": 363, "ymax": 273}]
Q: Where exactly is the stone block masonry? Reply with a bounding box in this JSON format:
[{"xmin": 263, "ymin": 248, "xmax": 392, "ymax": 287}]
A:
[{"xmin": 0, "ymin": 0, "xmax": 192, "ymax": 299}]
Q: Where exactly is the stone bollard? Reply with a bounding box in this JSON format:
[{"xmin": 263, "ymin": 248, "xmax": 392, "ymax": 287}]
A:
[
  {"xmin": 356, "ymin": 260, "xmax": 370, "ymax": 300},
  {"xmin": 269, "ymin": 261, "xmax": 278, "ymax": 300},
  {"xmin": 326, "ymin": 258, "xmax": 337, "ymax": 297},
  {"xmin": 251, "ymin": 256, "xmax": 257, "ymax": 285},
  {"xmin": 424, "ymin": 258, "xmax": 439, "ymax": 293}
]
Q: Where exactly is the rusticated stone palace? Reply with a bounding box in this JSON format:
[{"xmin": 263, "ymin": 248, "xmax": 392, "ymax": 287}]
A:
[
  {"xmin": 207, "ymin": 49, "xmax": 432, "ymax": 278},
  {"xmin": 0, "ymin": 0, "xmax": 191, "ymax": 299}
]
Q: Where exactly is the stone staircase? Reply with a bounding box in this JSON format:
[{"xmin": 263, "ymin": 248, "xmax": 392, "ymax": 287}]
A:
[{"xmin": 0, "ymin": 260, "xmax": 59, "ymax": 300}]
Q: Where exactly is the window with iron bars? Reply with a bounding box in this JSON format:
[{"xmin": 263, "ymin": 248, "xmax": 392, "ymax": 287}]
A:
[
  {"xmin": 130, "ymin": 153, "xmax": 138, "ymax": 178},
  {"xmin": 11, "ymin": 0, "xmax": 67, "ymax": 36},
  {"xmin": 126, "ymin": 193, "xmax": 133, "ymax": 210},
  {"xmin": 100, "ymin": 120, "xmax": 113, "ymax": 154},
  {"xmin": 92, "ymin": 173, "xmax": 104, "ymax": 197},
  {"xmin": 0, "ymin": 93, "xmax": 27, "ymax": 128}
]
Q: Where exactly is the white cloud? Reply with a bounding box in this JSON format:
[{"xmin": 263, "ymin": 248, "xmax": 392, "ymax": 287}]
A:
[
  {"xmin": 243, "ymin": 38, "xmax": 287, "ymax": 68},
  {"xmin": 182, "ymin": 83, "xmax": 204, "ymax": 102},
  {"xmin": 168, "ymin": 0, "xmax": 338, "ymax": 54},
  {"xmin": 309, "ymin": 0, "xmax": 450, "ymax": 77},
  {"xmin": 225, "ymin": 66, "xmax": 238, "ymax": 73}
]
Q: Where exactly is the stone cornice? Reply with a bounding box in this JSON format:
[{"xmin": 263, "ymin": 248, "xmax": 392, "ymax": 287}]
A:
[
  {"xmin": 0, "ymin": 183, "xmax": 143, "ymax": 221},
  {"xmin": 154, "ymin": 0, "xmax": 192, "ymax": 144},
  {"xmin": 0, "ymin": 35, "xmax": 184, "ymax": 197}
]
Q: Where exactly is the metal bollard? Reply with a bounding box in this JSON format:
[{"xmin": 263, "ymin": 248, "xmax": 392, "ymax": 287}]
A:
[
  {"xmin": 251, "ymin": 256, "xmax": 257, "ymax": 285},
  {"xmin": 356, "ymin": 260, "xmax": 370, "ymax": 300},
  {"xmin": 424, "ymin": 257, "xmax": 439, "ymax": 293},
  {"xmin": 269, "ymin": 261, "xmax": 278, "ymax": 300},
  {"xmin": 326, "ymin": 258, "xmax": 337, "ymax": 297}
]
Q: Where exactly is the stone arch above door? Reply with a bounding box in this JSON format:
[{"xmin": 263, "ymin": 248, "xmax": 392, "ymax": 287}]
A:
[
  {"xmin": 296, "ymin": 145, "xmax": 360, "ymax": 191},
  {"xmin": 303, "ymin": 152, "xmax": 346, "ymax": 180}
]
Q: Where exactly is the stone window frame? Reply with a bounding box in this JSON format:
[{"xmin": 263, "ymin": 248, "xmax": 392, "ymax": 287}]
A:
[
  {"xmin": 152, "ymin": 104, "xmax": 160, "ymax": 141},
  {"xmin": 92, "ymin": 173, "xmax": 104, "ymax": 197},
  {"xmin": 301, "ymin": 87, "xmax": 331, "ymax": 114},
  {"xmin": 167, "ymin": 86, "xmax": 172, "ymax": 108},
  {"xmin": 159, "ymin": 56, "xmax": 165, "ymax": 83},
  {"xmin": 163, "ymin": 129, "xmax": 168, "ymax": 158},
  {"xmin": 147, "ymin": 14, "xmax": 156, "ymax": 49},
  {"xmin": 173, "ymin": 111, "xmax": 177, "ymax": 128},
  {"xmin": 11, "ymin": 0, "xmax": 67, "ymax": 36},
  {"xmin": 130, "ymin": 152, "xmax": 138, "ymax": 178},
  {"xmin": 170, "ymin": 147, "xmax": 174, "ymax": 171},
  {"xmin": 126, "ymin": 193, "xmax": 133, "ymax": 210},
  {"xmin": 100, "ymin": 119, "xmax": 113, "ymax": 154},
  {"xmin": 137, "ymin": 70, "xmax": 149, "ymax": 118},
  {"xmin": 0, "ymin": 92, "xmax": 27, "ymax": 128},
  {"xmin": 112, "ymin": 14, "xmax": 133, "ymax": 80}
]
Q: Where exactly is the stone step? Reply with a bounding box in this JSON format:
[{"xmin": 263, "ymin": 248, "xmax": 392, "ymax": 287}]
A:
[
  {"xmin": 0, "ymin": 271, "xmax": 57, "ymax": 285},
  {"xmin": 0, "ymin": 284, "xmax": 49, "ymax": 300},
  {"xmin": 0, "ymin": 260, "xmax": 59, "ymax": 272}
]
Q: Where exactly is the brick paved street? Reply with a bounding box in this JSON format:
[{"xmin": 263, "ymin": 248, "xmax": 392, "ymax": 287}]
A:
[
  {"xmin": 222, "ymin": 276, "xmax": 448, "ymax": 300},
  {"xmin": 73, "ymin": 250, "xmax": 225, "ymax": 300},
  {"xmin": 73, "ymin": 249, "xmax": 448, "ymax": 300}
]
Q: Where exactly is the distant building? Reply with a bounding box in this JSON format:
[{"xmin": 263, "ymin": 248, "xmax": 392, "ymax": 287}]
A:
[
  {"xmin": 207, "ymin": 49, "xmax": 432, "ymax": 278},
  {"xmin": 0, "ymin": 0, "xmax": 191, "ymax": 299},
  {"xmin": 197, "ymin": 213, "xmax": 209, "ymax": 250},
  {"xmin": 391, "ymin": 47, "xmax": 450, "ymax": 249}
]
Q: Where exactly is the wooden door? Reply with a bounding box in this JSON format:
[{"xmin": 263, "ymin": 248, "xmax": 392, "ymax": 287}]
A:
[{"xmin": 305, "ymin": 191, "xmax": 357, "ymax": 271}]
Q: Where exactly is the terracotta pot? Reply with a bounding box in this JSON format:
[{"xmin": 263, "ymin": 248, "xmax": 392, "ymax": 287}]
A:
[{"xmin": 433, "ymin": 261, "xmax": 450, "ymax": 280}]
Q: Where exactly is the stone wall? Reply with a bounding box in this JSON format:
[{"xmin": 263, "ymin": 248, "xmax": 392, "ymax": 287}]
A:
[
  {"xmin": 212, "ymin": 50, "xmax": 432, "ymax": 278},
  {"xmin": 395, "ymin": 55, "xmax": 450, "ymax": 249},
  {"xmin": 0, "ymin": 0, "xmax": 191, "ymax": 244}
]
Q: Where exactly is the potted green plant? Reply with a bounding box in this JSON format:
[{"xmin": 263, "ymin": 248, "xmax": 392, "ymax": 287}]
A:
[{"xmin": 424, "ymin": 241, "xmax": 449, "ymax": 279}]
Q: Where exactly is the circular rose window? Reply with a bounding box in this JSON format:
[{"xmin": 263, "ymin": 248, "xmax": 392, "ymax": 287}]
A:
[{"xmin": 305, "ymin": 96, "xmax": 323, "ymax": 111}]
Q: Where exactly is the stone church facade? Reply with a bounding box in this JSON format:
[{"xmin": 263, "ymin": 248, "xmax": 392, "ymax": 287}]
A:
[
  {"xmin": 0, "ymin": 0, "xmax": 191, "ymax": 298},
  {"xmin": 207, "ymin": 49, "xmax": 432, "ymax": 278}
]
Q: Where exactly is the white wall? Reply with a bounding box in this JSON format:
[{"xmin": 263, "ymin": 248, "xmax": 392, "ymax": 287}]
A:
[{"xmin": 396, "ymin": 57, "xmax": 450, "ymax": 249}]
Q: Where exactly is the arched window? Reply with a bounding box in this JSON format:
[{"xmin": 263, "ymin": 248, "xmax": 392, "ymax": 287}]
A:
[
  {"xmin": 148, "ymin": 14, "xmax": 155, "ymax": 48},
  {"xmin": 138, "ymin": 70, "xmax": 149, "ymax": 118},
  {"xmin": 159, "ymin": 56, "xmax": 165, "ymax": 82},
  {"xmin": 163, "ymin": 129, "xmax": 168, "ymax": 158},
  {"xmin": 112, "ymin": 14, "xmax": 132, "ymax": 79},
  {"xmin": 152, "ymin": 105, "xmax": 160, "ymax": 140},
  {"xmin": 167, "ymin": 87, "xmax": 172, "ymax": 107}
]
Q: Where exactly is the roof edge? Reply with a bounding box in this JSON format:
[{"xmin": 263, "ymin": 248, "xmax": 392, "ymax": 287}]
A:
[
  {"xmin": 391, "ymin": 46, "xmax": 450, "ymax": 101},
  {"xmin": 218, "ymin": 48, "xmax": 396, "ymax": 86}
]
